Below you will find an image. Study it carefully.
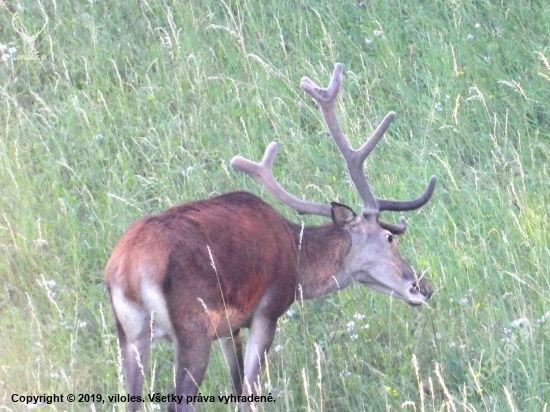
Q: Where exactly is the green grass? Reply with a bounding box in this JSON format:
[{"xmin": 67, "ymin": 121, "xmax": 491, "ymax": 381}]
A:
[{"xmin": 1, "ymin": 0, "xmax": 550, "ymax": 410}]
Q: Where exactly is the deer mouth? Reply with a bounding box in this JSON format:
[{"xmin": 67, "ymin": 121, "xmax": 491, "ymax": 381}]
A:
[
  {"xmin": 360, "ymin": 278, "xmax": 432, "ymax": 306},
  {"xmin": 406, "ymin": 296, "xmax": 427, "ymax": 307}
]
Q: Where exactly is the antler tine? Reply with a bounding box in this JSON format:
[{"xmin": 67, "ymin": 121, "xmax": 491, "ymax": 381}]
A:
[
  {"xmin": 374, "ymin": 174, "xmax": 436, "ymax": 234},
  {"xmin": 301, "ymin": 63, "xmax": 437, "ymax": 226},
  {"xmin": 380, "ymin": 216, "xmax": 408, "ymax": 235},
  {"xmin": 301, "ymin": 63, "xmax": 384, "ymax": 217},
  {"xmin": 230, "ymin": 142, "xmax": 332, "ymax": 217},
  {"xmin": 300, "ymin": 63, "xmax": 343, "ymax": 108},
  {"xmin": 378, "ymin": 176, "xmax": 437, "ymax": 212}
]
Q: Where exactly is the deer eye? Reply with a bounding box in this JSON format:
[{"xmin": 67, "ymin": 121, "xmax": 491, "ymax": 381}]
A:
[{"xmin": 386, "ymin": 234, "xmax": 394, "ymax": 243}]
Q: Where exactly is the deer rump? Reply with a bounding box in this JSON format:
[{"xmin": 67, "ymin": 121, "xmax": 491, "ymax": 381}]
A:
[{"xmin": 106, "ymin": 191, "xmax": 299, "ymax": 344}]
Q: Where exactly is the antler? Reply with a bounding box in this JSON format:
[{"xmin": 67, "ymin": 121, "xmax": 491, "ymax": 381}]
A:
[
  {"xmin": 230, "ymin": 142, "xmax": 332, "ymax": 217},
  {"xmin": 230, "ymin": 63, "xmax": 436, "ymax": 235},
  {"xmin": 300, "ymin": 63, "xmax": 436, "ymax": 232}
]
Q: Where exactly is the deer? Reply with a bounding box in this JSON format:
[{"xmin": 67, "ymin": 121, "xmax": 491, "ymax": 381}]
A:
[{"xmin": 105, "ymin": 63, "xmax": 437, "ymax": 412}]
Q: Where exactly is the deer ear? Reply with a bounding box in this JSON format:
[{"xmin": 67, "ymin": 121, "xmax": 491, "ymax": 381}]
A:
[{"xmin": 331, "ymin": 202, "xmax": 360, "ymax": 228}]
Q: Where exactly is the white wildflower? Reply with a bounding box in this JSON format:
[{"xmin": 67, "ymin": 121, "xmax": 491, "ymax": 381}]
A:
[
  {"xmin": 353, "ymin": 312, "xmax": 365, "ymax": 321},
  {"xmin": 511, "ymin": 317, "xmax": 528, "ymax": 328}
]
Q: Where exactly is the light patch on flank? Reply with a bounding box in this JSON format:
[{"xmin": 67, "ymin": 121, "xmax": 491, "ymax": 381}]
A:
[
  {"xmin": 141, "ymin": 280, "xmax": 176, "ymax": 341},
  {"xmin": 111, "ymin": 286, "xmax": 149, "ymax": 342}
]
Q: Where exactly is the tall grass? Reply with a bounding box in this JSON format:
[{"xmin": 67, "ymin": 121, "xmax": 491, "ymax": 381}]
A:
[{"xmin": 1, "ymin": 0, "xmax": 549, "ymax": 410}]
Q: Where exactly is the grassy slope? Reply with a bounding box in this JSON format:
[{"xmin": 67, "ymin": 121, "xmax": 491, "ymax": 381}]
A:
[{"xmin": 1, "ymin": 0, "xmax": 549, "ymax": 410}]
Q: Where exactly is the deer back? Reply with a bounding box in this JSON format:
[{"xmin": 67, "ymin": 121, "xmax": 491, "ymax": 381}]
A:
[{"xmin": 105, "ymin": 191, "xmax": 298, "ymax": 338}]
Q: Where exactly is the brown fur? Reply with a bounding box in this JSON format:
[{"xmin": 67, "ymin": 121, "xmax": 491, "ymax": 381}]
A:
[{"xmin": 105, "ymin": 192, "xmax": 301, "ymax": 333}]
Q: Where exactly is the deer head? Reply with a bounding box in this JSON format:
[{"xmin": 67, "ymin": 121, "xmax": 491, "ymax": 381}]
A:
[{"xmin": 231, "ymin": 63, "xmax": 436, "ymax": 306}]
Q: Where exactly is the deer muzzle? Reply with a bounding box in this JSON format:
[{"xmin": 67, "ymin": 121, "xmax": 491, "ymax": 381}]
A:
[{"xmin": 407, "ymin": 277, "xmax": 433, "ymax": 306}]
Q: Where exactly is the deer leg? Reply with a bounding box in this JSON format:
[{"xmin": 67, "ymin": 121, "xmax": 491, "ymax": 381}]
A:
[
  {"xmin": 169, "ymin": 337, "xmax": 213, "ymax": 412},
  {"xmin": 111, "ymin": 290, "xmax": 151, "ymax": 412},
  {"xmin": 221, "ymin": 329, "xmax": 244, "ymax": 396},
  {"xmin": 243, "ymin": 315, "xmax": 277, "ymax": 397},
  {"xmin": 120, "ymin": 328, "xmax": 151, "ymax": 412}
]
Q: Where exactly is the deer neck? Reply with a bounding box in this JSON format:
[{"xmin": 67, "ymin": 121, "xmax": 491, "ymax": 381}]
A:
[{"xmin": 290, "ymin": 222, "xmax": 353, "ymax": 300}]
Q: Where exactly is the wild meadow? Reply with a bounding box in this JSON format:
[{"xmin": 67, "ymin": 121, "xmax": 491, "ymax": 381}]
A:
[{"xmin": 1, "ymin": 0, "xmax": 549, "ymax": 410}]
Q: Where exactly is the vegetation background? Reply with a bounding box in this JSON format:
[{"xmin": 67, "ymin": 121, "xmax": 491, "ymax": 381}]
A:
[{"xmin": 1, "ymin": 0, "xmax": 549, "ymax": 410}]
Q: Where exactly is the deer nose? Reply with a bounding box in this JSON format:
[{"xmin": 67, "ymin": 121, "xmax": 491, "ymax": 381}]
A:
[
  {"xmin": 414, "ymin": 278, "xmax": 433, "ymax": 299},
  {"xmin": 410, "ymin": 282, "xmax": 421, "ymax": 295}
]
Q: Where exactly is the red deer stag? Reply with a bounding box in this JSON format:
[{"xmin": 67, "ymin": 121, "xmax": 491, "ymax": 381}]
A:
[{"xmin": 105, "ymin": 63, "xmax": 437, "ymax": 412}]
